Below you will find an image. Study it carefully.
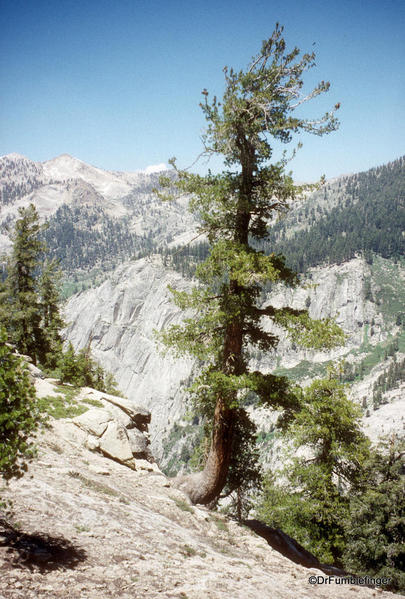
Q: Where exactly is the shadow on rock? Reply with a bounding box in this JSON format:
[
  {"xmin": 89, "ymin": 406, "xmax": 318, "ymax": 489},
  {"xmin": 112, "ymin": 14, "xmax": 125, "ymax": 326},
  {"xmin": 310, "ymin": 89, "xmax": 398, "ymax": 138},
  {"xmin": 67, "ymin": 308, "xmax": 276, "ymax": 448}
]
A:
[
  {"xmin": 0, "ymin": 518, "xmax": 87, "ymax": 572},
  {"xmin": 243, "ymin": 519, "xmax": 347, "ymax": 577}
]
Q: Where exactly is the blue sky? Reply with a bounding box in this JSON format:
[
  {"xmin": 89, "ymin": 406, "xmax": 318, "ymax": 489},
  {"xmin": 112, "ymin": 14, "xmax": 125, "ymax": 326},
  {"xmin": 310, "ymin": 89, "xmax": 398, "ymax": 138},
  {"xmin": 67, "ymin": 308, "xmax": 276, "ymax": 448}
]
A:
[{"xmin": 1, "ymin": 0, "xmax": 404, "ymax": 181}]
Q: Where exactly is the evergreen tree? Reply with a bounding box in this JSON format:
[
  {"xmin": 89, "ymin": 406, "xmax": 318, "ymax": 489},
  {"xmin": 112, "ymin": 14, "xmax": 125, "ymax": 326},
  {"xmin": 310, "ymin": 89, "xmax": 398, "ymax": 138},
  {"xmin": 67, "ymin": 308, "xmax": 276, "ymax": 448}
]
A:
[
  {"xmin": 1, "ymin": 204, "xmax": 66, "ymax": 369},
  {"xmin": 0, "ymin": 326, "xmax": 40, "ymax": 481},
  {"xmin": 256, "ymin": 372, "xmax": 370, "ymax": 564},
  {"xmin": 5, "ymin": 204, "xmax": 45, "ymax": 364},
  {"xmin": 343, "ymin": 436, "xmax": 405, "ymax": 592},
  {"xmin": 57, "ymin": 342, "xmax": 121, "ymax": 394},
  {"xmin": 38, "ymin": 258, "xmax": 65, "ymax": 368},
  {"xmin": 159, "ymin": 25, "xmax": 342, "ymax": 504},
  {"xmin": 57, "ymin": 341, "xmax": 78, "ymax": 384}
]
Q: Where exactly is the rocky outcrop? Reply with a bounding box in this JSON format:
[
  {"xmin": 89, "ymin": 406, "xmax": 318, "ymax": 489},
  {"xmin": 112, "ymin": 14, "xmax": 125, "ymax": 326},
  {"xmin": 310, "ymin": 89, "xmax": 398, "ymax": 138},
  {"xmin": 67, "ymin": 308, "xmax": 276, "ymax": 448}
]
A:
[
  {"xmin": 27, "ymin": 360, "xmax": 155, "ymax": 471},
  {"xmin": 71, "ymin": 388, "xmax": 153, "ymax": 468},
  {"xmin": 0, "ymin": 417, "xmax": 398, "ymax": 599}
]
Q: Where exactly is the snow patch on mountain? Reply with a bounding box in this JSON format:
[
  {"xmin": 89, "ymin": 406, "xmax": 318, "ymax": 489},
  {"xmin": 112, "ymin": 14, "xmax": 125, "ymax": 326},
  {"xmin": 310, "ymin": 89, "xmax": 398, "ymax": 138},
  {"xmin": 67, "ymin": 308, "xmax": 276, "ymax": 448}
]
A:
[{"xmin": 142, "ymin": 163, "xmax": 168, "ymax": 174}]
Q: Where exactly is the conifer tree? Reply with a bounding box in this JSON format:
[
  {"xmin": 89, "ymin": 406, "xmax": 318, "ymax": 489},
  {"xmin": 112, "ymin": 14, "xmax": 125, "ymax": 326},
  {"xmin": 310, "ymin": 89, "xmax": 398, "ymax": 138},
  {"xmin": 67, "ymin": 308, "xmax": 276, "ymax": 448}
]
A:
[
  {"xmin": 38, "ymin": 258, "xmax": 65, "ymax": 367},
  {"xmin": 5, "ymin": 204, "xmax": 45, "ymax": 364},
  {"xmin": 1, "ymin": 205, "xmax": 66, "ymax": 368},
  {"xmin": 343, "ymin": 436, "xmax": 405, "ymax": 592},
  {"xmin": 0, "ymin": 326, "xmax": 40, "ymax": 481},
  {"xmin": 257, "ymin": 372, "xmax": 371, "ymax": 564},
  {"xmin": 159, "ymin": 25, "xmax": 343, "ymax": 504}
]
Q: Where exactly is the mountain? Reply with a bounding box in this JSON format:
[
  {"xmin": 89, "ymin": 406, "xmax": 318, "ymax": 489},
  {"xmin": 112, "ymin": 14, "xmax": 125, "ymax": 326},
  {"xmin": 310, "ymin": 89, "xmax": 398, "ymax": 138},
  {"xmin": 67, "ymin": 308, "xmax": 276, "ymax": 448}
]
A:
[
  {"xmin": 1, "ymin": 153, "xmax": 404, "ymax": 474},
  {"xmin": 163, "ymin": 156, "xmax": 405, "ymax": 277},
  {"xmin": 258, "ymin": 156, "xmax": 405, "ymax": 272},
  {"xmin": 0, "ymin": 153, "xmax": 197, "ymax": 287}
]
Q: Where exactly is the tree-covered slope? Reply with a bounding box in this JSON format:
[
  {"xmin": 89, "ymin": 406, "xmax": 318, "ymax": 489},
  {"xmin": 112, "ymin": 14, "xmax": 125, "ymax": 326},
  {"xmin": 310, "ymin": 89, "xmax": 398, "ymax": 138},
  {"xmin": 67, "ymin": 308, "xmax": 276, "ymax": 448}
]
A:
[
  {"xmin": 258, "ymin": 156, "xmax": 405, "ymax": 272},
  {"xmin": 42, "ymin": 203, "xmax": 150, "ymax": 273}
]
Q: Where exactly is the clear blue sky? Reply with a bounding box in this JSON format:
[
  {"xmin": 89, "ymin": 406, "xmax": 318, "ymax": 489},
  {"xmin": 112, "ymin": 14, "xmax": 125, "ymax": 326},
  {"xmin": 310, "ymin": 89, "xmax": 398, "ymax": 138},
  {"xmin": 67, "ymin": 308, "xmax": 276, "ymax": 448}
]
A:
[{"xmin": 1, "ymin": 0, "xmax": 404, "ymax": 181}]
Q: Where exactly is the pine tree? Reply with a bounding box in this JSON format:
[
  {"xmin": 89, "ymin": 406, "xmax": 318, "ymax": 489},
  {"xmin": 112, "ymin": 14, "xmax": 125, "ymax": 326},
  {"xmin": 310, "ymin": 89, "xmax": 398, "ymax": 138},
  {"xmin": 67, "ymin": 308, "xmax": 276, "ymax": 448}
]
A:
[
  {"xmin": 57, "ymin": 341, "xmax": 121, "ymax": 394},
  {"xmin": 1, "ymin": 204, "xmax": 66, "ymax": 368},
  {"xmin": 257, "ymin": 372, "xmax": 371, "ymax": 564},
  {"xmin": 343, "ymin": 436, "xmax": 405, "ymax": 592},
  {"xmin": 38, "ymin": 258, "xmax": 65, "ymax": 367},
  {"xmin": 159, "ymin": 25, "xmax": 343, "ymax": 505},
  {"xmin": 57, "ymin": 342, "xmax": 78, "ymax": 384},
  {"xmin": 5, "ymin": 204, "xmax": 45, "ymax": 364},
  {"xmin": 0, "ymin": 326, "xmax": 40, "ymax": 481}
]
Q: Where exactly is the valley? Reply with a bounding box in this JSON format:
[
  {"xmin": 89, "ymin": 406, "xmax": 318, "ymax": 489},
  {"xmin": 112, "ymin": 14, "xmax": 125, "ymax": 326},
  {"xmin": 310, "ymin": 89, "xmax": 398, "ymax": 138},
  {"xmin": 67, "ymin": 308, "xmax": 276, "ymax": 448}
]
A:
[{"xmin": 1, "ymin": 153, "xmax": 404, "ymax": 473}]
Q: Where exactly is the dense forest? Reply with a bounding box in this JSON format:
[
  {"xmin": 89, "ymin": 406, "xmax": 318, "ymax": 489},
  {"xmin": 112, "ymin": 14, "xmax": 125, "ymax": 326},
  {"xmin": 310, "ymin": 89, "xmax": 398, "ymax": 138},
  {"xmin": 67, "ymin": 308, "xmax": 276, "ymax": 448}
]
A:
[
  {"xmin": 42, "ymin": 203, "xmax": 157, "ymax": 273},
  {"xmin": 259, "ymin": 156, "xmax": 404, "ymax": 272}
]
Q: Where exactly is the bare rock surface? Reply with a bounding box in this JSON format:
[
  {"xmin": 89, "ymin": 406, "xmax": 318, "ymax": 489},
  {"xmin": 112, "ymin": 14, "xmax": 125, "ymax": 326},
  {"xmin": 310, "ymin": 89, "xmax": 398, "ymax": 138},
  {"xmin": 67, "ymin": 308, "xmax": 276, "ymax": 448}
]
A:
[
  {"xmin": 64, "ymin": 257, "xmax": 195, "ymax": 459},
  {"xmin": 0, "ymin": 421, "xmax": 398, "ymax": 599}
]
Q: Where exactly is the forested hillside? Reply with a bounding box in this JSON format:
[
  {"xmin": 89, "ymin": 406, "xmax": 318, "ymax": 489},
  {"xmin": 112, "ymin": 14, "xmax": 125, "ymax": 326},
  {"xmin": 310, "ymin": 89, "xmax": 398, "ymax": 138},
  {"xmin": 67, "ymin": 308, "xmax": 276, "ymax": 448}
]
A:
[
  {"xmin": 42, "ymin": 203, "xmax": 154, "ymax": 273},
  {"xmin": 260, "ymin": 156, "xmax": 404, "ymax": 272},
  {"xmin": 164, "ymin": 157, "xmax": 404, "ymax": 278},
  {"xmin": 2, "ymin": 154, "xmax": 403, "ymax": 286}
]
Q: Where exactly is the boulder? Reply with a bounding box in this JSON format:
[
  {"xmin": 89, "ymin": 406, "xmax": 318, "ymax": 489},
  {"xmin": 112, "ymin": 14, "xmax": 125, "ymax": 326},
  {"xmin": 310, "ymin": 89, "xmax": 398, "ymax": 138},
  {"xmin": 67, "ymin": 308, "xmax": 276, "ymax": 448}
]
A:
[
  {"xmin": 127, "ymin": 428, "xmax": 151, "ymax": 459},
  {"xmin": 98, "ymin": 421, "xmax": 134, "ymax": 467},
  {"xmin": 27, "ymin": 363, "xmax": 45, "ymax": 379},
  {"xmin": 101, "ymin": 393, "xmax": 151, "ymax": 431},
  {"xmin": 73, "ymin": 408, "xmax": 112, "ymax": 438},
  {"xmin": 71, "ymin": 394, "xmax": 152, "ymax": 470}
]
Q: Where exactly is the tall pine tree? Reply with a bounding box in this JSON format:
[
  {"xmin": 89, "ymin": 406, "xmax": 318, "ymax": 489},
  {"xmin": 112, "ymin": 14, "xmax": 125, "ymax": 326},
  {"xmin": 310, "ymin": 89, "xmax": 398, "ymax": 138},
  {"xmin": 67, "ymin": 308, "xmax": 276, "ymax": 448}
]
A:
[
  {"xmin": 159, "ymin": 25, "xmax": 343, "ymax": 505},
  {"xmin": 1, "ymin": 204, "xmax": 65, "ymax": 367},
  {"xmin": 257, "ymin": 372, "xmax": 371, "ymax": 564},
  {"xmin": 5, "ymin": 204, "xmax": 45, "ymax": 364}
]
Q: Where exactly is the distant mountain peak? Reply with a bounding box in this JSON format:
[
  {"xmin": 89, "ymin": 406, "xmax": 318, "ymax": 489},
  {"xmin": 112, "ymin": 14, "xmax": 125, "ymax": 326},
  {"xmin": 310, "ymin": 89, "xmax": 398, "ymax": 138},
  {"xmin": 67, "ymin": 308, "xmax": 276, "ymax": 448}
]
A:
[{"xmin": 2, "ymin": 152, "xmax": 31, "ymax": 162}]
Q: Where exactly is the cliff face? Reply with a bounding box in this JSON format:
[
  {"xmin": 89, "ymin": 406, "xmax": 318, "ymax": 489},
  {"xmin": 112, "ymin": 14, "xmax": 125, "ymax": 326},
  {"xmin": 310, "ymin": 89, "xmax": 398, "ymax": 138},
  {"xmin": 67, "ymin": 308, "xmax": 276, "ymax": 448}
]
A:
[
  {"xmin": 64, "ymin": 256, "xmax": 195, "ymax": 458},
  {"xmin": 64, "ymin": 253, "xmax": 405, "ymax": 465},
  {"xmin": 2, "ymin": 152, "xmax": 404, "ymax": 467}
]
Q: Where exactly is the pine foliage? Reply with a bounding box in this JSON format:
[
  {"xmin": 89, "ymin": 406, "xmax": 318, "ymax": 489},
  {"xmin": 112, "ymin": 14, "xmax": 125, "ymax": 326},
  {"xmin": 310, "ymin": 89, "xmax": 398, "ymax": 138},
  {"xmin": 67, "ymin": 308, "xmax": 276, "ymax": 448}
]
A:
[
  {"xmin": 2, "ymin": 205, "xmax": 46, "ymax": 364},
  {"xmin": 343, "ymin": 436, "xmax": 405, "ymax": 592},
  {"xmin": 256, "ymin": 371, "xmax": 371, "ymax": 564},
  {"xmin": 0, "ymin": 204, "xmax": 66, "ymax": 366},
  {"xmin": 0, "ymin": 327, "xmax": 40, "ymax": 481},
  {"xmin": 57, "ymin": 342, "xmax": 121, "ymax": 394}
]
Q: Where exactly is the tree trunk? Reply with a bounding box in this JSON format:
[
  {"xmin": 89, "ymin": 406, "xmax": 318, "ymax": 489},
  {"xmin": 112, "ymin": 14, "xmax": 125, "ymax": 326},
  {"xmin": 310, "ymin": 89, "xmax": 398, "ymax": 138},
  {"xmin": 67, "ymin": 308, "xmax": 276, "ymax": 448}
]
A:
[
  {"xmin": 174, "ymin": 157, "xmax": 252, "ymax": 505},
  {"xmin": 173, "ymin": 288, "xmax": 245, "ymax": 504},
  {"xmin": 174, "ymin": 299, "xmax": 244, "ymax": 504},
  {"xmin": 173, "ymin": 400, "xmax": 236, "ymax": 504}
]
